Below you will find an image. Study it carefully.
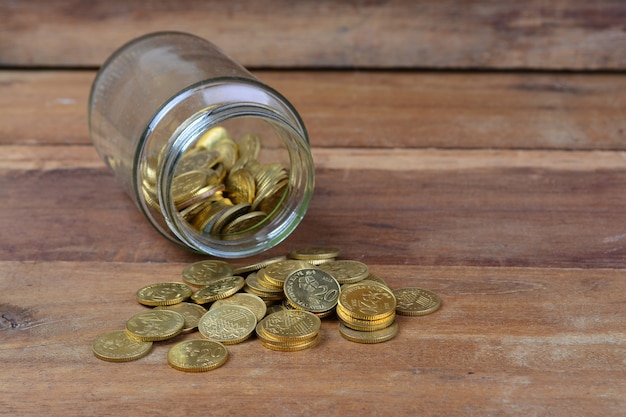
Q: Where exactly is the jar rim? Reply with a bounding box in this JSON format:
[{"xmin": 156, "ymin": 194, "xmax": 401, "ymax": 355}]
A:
[{"xmin": 135, "ymin": 78, "xmax": 314, "ymax": 258}]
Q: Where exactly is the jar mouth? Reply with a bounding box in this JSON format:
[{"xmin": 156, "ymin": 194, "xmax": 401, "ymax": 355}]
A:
[{"xmin": 135, "ymin": 79, "xmax": 314, "ymax": 258}]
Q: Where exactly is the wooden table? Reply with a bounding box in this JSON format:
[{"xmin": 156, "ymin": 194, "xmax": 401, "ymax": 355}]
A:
[{"xmin": 1, "ymin": 1, "xmax": 625, "ymax": 415}]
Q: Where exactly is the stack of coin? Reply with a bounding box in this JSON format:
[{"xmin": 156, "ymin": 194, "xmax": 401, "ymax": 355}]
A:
[
  {"xmin": 336, "ymin": 282, "xmax": 399, "ymax": 344},
  {"xmin": 140, "ymin": 126, "xmax": 291, "ymax": 241},
  {"xmin": 255, "ymin": 309, "xmax": 322, "ymax": 351}
]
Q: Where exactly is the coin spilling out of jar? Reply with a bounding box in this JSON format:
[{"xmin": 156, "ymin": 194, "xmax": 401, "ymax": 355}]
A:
[{"xmin": 141, "ymin": 126, "xmax": 289, "ymax": 241}]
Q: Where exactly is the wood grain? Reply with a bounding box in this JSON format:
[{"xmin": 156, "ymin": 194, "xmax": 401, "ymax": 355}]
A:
[
  {"xmin": 2, "ymin": 145, "xmax": 626, "ymax": 268},
  {"xmin": 1, "ymin": 262, "xmax": 625, "ymax": 416},
  {"xmin": 2, "ymin": 70, "xmax": 626, "ymax": 150},
  {"xmin": 1, "ymin": 0, "xmax": 625, "ymax": 70}
]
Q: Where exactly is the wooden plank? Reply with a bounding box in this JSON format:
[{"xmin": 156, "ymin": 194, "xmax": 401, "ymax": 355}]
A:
[
  {"xmin": 1, "ymin": 0, "xmax": 626, "ymax": 70},
  {"xmin": 1, "ymin": 262, "xmax": 625, "ymax": 416},
  {"xmin": 2, "ymin": 70, "xmax": 626, "ymax": 150},
  {"xmin": 2, "ymin": 146, "xmax": 626, "ymax": 268}
]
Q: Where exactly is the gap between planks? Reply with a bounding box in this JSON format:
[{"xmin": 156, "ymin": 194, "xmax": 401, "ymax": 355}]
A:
[{"xmin": 2, "ymin": 144, "xmax": 626, "ymax": 172}]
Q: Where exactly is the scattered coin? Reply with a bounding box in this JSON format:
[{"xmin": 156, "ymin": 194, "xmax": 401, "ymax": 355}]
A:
[
  {"xmin": 210, "ymin": 293, "xmax": 267, "ymax": 322},
  {"xmin": 288, "ymin": 246, "xmax": 340, "ymax": 261},
  {"xmin": 393, "ymin": 287, "xmax": 442, "ymax": 316},
  {"xmin": 135, "ymin": 282, "xmax": 193, "ymax": 306},
  {"xmin": 198, "ymin": 304, "xmax": 257, "ymax": 345},
  {"xmin": 92, "ymin": 330, "xmax": 153, "ymax": 362},
  {"xmin": 283, "ymin": 268, "xmax": 340, "ymax": 314},
  {"xmin": 191, "ymin": 276, "xmax": 245, "ymax": 304},
  {"xmin": 167, "ymin": 339, "xmax": 229, "ymax": 372},
  {"xmin": 317, "ymin": 260, "xmax": 369, "ymax": 285},
  {"xmin": 338, "ymin": 320, "xmax": 399, "ymax": 344},
  {"xmin": 125, "ymin": 310, "xmax": 185, "ymax": 342},
  {"xmin": 155, "ymin": 302, "xmax": 207, "ymax": 333},
  {"xmin": 93, "ymin": 245, "xmax": 442, "ymax": 368},
  {"xmin": 182, "ymin": 260, "xmax": 235, "ymax": 287}
]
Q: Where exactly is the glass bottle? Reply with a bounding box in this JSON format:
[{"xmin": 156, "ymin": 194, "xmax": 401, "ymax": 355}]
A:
[{"xmin": 88, "ymin": 32, "xmax": 314, "ymax": 258}]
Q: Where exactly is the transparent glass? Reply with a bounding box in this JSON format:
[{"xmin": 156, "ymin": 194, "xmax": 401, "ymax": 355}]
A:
[{"xmin": 89, "ymin": 32, "xmax": 314, "ymax": 258}]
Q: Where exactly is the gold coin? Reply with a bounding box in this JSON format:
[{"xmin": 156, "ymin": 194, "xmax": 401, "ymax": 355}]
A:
[
  {"xmin": 220, "ymin": 211, "xmax": 268, "ymax": 238},
  {"xmin": 237, "ymin": 132, "xmax": 261, "ymax": 161},
  {"xmin": 167, "ymin": 339, "xmax": 228, "ymax": 372},
  {"xmin": 244, "ymin": 271, "xmax": 284, "ymax": 294},
  {"xmin": 283, "ymin": 268, "xmax": 340, "ymax": 313},
  {"xmin": 393, "ymin": 287, "xmax": 442, "ymax": 316},
  {"xmin": 225, "ymin": 168, "xmax": 256, "ymax": 204},
  {"xmin": 196, "ymin": 126, "xmax": 230, "ymax": 150},
  {"xmin": 155, "ymin": 302, "xmax": 207, "ymax": 333},
  {"xmin": 337, "ymin": 282, "xmax": 396, "ymax": 321},
  {"xmin": 125, "ymin": 310, "xmax": 185, "ymax": 342},
  {"xmin": 256, "ymin": 309, "xmax": 321, "ymax": 342},
  {"xmin": 198, "ymin": 305, "xmax": 257, "ymax": 345},
  {"xmin": 255, "ymin": 268, "xmax": 285, "ymax": 290},
  {"xmin": 175, "ymin": 148, "xmax": 220, "ymax": 174},
  {"xmin": 171, "ymin": 170, "xmax": 210, "ymax": 205},
  {"xmin": 213, "ymin": 137, "xmax": 238, "ymax": 171},
  {"xmin": 336, "ymin": 307, "xmax": 395, "ymax": 332},
  {"xmin": 182, "ymin": 260, "xmax": 235, "ymax": 287},
  {"xmin": 192, "ymin": 197, "xmax": 233, "ymax": 232},
  {"xmin": 338, "ymin": 320, "xmax": 399, "ymax": 344},
  {"xmin": 175, "ymin": 183, "xmax": 224, "ymax": 210},
  {"xmin": 191, "ymin": 276, "xmax": 245, "ymax": 304},
  {"xmin": 135, "ymin": 282, "xmax": 193, "ymax": 306},
  {"xmin": 317, "ymin": 260, "xmax": 369, "ymax": 285},
  {"xmin": 255, "ymin": 178, "xmax": 288, "ymax": 215},
  {"xmin": 210, "ymin": 293, "xmax": 267, "ymax": 322},
  {"xmin": 258, "ymin": 335, "xmax": 319, "ymax": 352},
  {"xmin": 361, "ymin": 272, "xmax": 390, "ymax": 288},
  {"xmin": 209, "ymin": 202, "xmax": 251, "ymax": 235},
  {"xmin": 288, "ymin": 246, "xmax": 341, "ymax": 261},
  {"xmin": 92, "ymin": 330, "xmax": 153, "ymax": 362},
  {"xmin": 233, "ymin": 255, "xmax": 287, "ymax": 274},
  {"xmin": 263, "ymin": 259, "xmax": 310, "ymax": 287}
]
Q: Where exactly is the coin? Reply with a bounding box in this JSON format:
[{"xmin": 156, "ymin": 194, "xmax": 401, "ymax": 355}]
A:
[
  {"xmin": 135, "ymin": 282, "xmax": 193, "ymax": 306},
  {"xmin": 256, "ymin": 309, "xmax": 321, "ymax": 342},
  {"xmin": 288, "ymin": 246, "xmax": 341, "ymax": 261},
  {"xmin": 393, "ymin": 287, "xmax": 442, "ymax": 316},
  {"xmin": 263, "ymin": 259, "xmax": 310, "ymax": 287},
  {"xmin": 225, "ymin": 168, "xmax": 256, "ymax": 204},
  {"xmin": 191, "ymin": 276, "xmax": 245, "ymax": 304},
  {"xmin": 125, "ymin": 310, "xmax": 185, "ymax": 342},
  {"xmin": 171, "ymin": 170, "xmax": 211, "ymax": 206},
  {"xmin": 196, "ymin": 126, "xmax": 230, "ymax": 150},
  {"xmin": 233, "ymin": 255, "xmax": 287, "ymax": 275},
  {"xmin": 258, "ymin": 335, "xmax": 319, "ymax": 352},
  {"xmin": 210, "ymin": 203, "xmax": 252, "ymax": 235},
  {"xmin": 337, "ymin": 282, "xmax": 397, "ymax": 321},
  {"xmin": 155, "ymin": 302, "xmax": 207, "ymax": 333},
  {"xmin": 167, "ymin": 339, "xmax": 228, "ymax": 372},
  {"xmin": 92, "ymin": 330, "xmax": 153, "ymax": 362},
  {"xmin": 182, "ymin": 260, "xmax": 235, "ymax": 287},
  {"xmin": 283, "ymin": 268, "xmax": 340, "ymax": 313},
  {"xmin": 198, "ymin": 305, "xmax": 257, "ymax": 345},
  {"xmin": 317, "ymin": 260, "xmax": 369, "ymax": 285},
  {"xmin": 338, "ymin": 320, "xmax": 399, "ymax": 344},
  {"xmin": 210, "ymin": 293, "xmax": 267, "ymax": 322},
  {"xmin": 221, "ymin": 210, "xmax": 268, "ymax": 237},
  {"xmin": 244, "ymin": 271, "xmax": 284, "ymax": 295}
]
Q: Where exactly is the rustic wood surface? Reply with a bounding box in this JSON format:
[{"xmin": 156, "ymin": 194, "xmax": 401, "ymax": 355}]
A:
[
  {"xmin": 2, "ymin": 0, "xmax": 626, "ymax": 70},
  {"xmin": 1, "ymin": 69, "xmax": 625, "ymax": 417},
  {"xmin": 1, "ymin": 1, "xmax": 626, "ymax": 415}
]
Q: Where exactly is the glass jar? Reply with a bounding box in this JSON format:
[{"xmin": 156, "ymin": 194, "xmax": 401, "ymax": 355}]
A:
[{"xmin": 88, "ymin": 32, "xmax": 314, "ymax": 258}]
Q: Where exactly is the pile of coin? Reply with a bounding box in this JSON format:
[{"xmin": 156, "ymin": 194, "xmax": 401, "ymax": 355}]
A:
[
  {"xmin": 141, "ymin": 126, "xmax": 289, "ymax": 240},
  {"xmin": 92, "ymin": 246, "xmax": 442, "ymax": 372}
]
